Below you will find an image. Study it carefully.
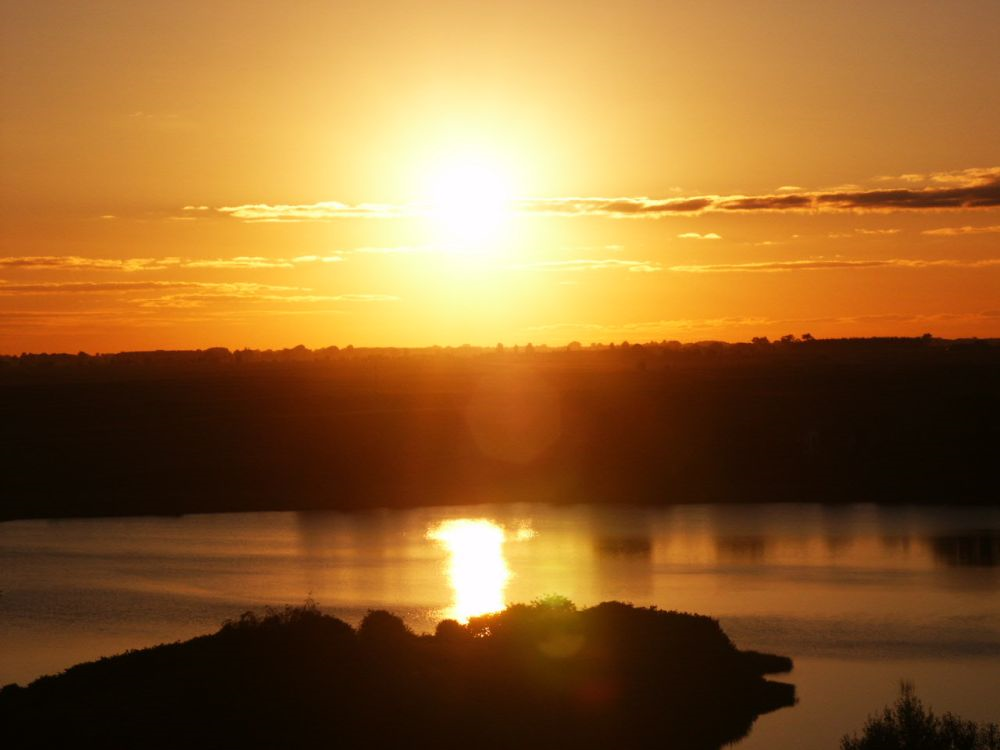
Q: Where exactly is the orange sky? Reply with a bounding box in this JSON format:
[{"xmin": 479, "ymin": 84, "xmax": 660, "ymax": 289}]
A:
[{"xmin": 2, "ymin": 0, "xmax": 998, "ymax": 353}]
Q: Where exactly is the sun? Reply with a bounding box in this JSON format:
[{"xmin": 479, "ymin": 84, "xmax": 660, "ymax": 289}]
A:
[{"xmin": 422, "ymin": 150, "xmax": 516, "ymax": 251}]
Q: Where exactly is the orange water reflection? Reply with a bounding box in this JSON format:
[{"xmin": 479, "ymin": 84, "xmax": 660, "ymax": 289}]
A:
[
  {"xmin": 3, "ymin": 504, "xmax": 999, "ymax": 750},
  {"xmin": 427, "ymin": 518, "xmax": 534, "ymax": 622}
]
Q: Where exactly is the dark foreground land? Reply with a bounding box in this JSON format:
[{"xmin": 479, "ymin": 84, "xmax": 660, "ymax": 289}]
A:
[
  {"xmin": 1, "ymin": 337, "xmax": 997, "ymax": 520},
  {"xmin": 0, "ymin": 599, "xmax": 794, "ymax": 750}
]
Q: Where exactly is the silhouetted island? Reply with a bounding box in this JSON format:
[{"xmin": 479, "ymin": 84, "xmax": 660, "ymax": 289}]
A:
[
  {"xmin": 1, "ymin": 336, "xmax": 996, "ymax": 520},
  {"xmin": 0, "ymin": 598, "xmax": 794, "ymax": 749}
]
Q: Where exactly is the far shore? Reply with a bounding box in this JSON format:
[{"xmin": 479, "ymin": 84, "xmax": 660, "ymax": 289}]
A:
[{"xmin": 2, "ymin": 337, "xmax": 997, "ymax": 521}]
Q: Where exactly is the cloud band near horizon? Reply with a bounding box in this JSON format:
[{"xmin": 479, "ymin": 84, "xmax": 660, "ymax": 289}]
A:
[
  {"xmin": 3, "ymin": 255, "xmax": 998, "ymax": 280},
  {"xmin": 203, "ymin": 168, "xmax": 1000, "ymax": 222}
]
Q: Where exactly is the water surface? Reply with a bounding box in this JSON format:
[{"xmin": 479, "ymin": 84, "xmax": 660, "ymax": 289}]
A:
[{"xmin": 2, "ymin": 503, "xmax": 998, "ymax": 748}]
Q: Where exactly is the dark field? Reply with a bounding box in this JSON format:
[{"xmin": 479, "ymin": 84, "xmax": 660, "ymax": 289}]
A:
[{"xmin": 1, "ymin": 337, "xmax": 996, "ymax": 520}]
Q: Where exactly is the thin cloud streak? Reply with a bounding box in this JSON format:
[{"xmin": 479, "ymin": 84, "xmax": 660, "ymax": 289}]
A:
[
  {"xmin": 0, "ymin": 277, "xmax": 400, "ymax": 319},
  {"xmin": 0, "ymin": 255, "xmax": 345, "ymax": 271},
  {"xmin": 134, "ymin": 292, "xmax": 397, "ymax": 309},
  {"xmin": 666, "ymin": 258, "xmax": 1000, "ymax": 274},
  {"xmin": 0, "ymin": 307, "xmax": 353, "ymax": 331},
  {"xmin": 521, "ymin": 171, "xmax": 1000, "ymax": 217},
  {"xmin": 1, "ymin": 280, "xmax": 398, "ymax": 320},
  {"xmin": 508, "ymin": 259, "xmax": 662, "ymax": 273},
  {"xmin": 135, "ymin": 293, "xmax": 341, "ymax": 309},
  {"xmin": 528, "ymin": 310, "xmax": 1000, "ymax": 336},
  {"xmin": 510, "ymin": 257, "xmax": 1000, "ymax": 276},
  {"xmin": 922, "ymin": 225, "xmax": 1000, "ymax": 236},
  {"xmin": 203, "ymin": 167, "xmax": 1000, "ymax": 222},
  {"xmin": 677, "ymin": 232, "xmax": 722, "ymax": 240},
  {"xmin": 212, "ymin": 202, "xmax": 415, "ymax": 222},
  {"xmin": 0, "ymin": 281, "xmax": 305, "ymax": 295},
  {"xmin": 0, "ymin": 256, "xmax": 166, "ymax": 271},
  {"xmin": 874, "ymin": 167, "xmax": 1000, "ymax": 185}
]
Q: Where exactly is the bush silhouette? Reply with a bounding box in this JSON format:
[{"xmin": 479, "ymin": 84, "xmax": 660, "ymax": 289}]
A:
[
  {"xmin": 841, "ymin": 682, "xmax": 1000, "ymax": 750},
  {"xmin": 358, "ymin": 609, "xmax": 413, "ymax": 643}
]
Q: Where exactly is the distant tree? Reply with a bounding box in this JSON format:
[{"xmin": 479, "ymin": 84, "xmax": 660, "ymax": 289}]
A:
[
  {"xmin": 531, "ymin": 594, "xmax": 576, "ymax": 611},
  {"xmin": 802, "ymin": 333, "xmax": 815, "ymax": 341},
  {"xmin": 358, "ymin": 610, "xmax": 412, "ymax": 645},
  {"xmin": 434, "ymin": 619, "xmax": 468, "ymax": 642},
  {"xmin": 841, "ymin": 682, "xmax": 1000, "ymax": 750},
  {"xmin": 751, "ymin": 336, "xmax": 770, "ymax": 345}
]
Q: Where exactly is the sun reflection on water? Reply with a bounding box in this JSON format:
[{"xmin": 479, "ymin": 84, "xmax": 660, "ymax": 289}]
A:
[{"xmin": 426, "ymin": 519, "xmax": 533, "ymax": 623}]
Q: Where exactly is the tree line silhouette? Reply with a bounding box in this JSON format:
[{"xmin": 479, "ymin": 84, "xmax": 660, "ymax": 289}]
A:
[{"xmin": 1, "ymin": 336, "xmax": 996, "ymax": 520}]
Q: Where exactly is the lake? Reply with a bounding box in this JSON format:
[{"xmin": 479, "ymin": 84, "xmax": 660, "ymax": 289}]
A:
[{"xmin": 2, "ymin": 502, "xmax": 998, "ymax": 748}]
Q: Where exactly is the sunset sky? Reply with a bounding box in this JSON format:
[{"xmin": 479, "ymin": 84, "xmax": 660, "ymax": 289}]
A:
[{"xmin": 2, "ymin": 0, "xmax": 998, "ymax": 353}]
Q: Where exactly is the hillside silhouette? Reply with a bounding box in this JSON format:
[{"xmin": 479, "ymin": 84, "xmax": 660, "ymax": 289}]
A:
[
  {"xmin": 1, "ymin": 336, "xmax": 996, "ymax": 520},
  {"xmin": 0, "ymin": 598, "xmax": 795, "ymax": 749}
]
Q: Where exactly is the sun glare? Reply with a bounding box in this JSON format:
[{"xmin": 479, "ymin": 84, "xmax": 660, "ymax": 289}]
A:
[
  {"xmin": 423, "ymin": 152, "xmax": 515, "ymax": 251},
  {"xmin": 427, "ymin": 518, "xmax": 524, "ymax": 622}
]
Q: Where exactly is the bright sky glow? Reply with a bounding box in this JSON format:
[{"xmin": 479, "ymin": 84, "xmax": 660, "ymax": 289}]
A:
[{"xmin": 1, "ymin": 1, "xmax": 998, "ymax": 352}]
